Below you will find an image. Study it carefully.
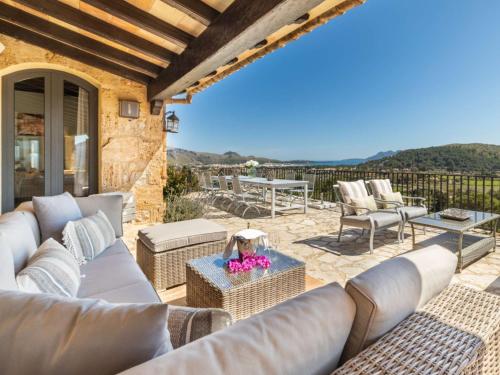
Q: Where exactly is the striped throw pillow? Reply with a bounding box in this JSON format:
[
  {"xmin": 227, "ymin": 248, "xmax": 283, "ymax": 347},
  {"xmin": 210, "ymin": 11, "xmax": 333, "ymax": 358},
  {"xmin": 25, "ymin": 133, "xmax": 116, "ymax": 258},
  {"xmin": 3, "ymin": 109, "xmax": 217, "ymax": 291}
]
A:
[
  {"xmin": 63, "ymin": 210, "xmax": 116, "ymax": 264},
  {"xmin": 16, "ymin": 238, "xmax": 81, "ymax": 297}
]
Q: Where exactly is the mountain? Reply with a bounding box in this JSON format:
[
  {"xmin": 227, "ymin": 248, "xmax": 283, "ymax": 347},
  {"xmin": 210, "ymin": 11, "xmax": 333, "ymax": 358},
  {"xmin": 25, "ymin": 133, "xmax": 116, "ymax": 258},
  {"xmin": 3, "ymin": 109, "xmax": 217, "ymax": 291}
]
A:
[
  {"xmin": 168, "ymin": 148, "xmax": 398, "ymax": 166},
  {"xmin": 167, "ymin": 148, "xmax": 281, "ymax": 166},
  {"xmin": 359, "ymin": 143, "xmax": 500, "ymax": 173},
  {"xmin": 290, "ymin": 150, "xmax": 398, "ymax": 166}
]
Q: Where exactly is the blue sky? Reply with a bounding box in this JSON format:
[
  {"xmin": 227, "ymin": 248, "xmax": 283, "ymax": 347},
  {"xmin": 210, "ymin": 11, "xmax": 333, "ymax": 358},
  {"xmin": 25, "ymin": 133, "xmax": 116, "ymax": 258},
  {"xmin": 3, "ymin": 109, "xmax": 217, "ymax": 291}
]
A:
[{"xmin": 169, "ymin": 0, "xmax": 500, "ymax": 161}]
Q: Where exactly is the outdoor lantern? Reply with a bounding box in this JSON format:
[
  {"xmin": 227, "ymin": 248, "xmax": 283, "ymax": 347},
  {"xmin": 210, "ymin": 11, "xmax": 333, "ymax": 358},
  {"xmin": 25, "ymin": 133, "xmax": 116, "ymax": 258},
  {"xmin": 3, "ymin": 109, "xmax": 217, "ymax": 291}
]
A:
[{"xmin": 164, "ymin": 111, "xmax": 180, "ymax": 133}]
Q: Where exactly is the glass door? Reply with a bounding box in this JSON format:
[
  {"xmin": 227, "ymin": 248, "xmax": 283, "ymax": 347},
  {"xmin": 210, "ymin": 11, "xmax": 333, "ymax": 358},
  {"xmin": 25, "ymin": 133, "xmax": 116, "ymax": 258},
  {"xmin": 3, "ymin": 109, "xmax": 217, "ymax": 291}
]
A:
[{"xmin": 2, "ymin": 70, "xmax": 97, "ymax": 211}]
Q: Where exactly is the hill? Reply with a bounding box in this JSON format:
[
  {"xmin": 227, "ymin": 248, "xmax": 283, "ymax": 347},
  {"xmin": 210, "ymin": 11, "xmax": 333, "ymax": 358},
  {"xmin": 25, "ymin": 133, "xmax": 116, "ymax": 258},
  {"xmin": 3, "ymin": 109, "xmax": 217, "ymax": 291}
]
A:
[
  {"xmin": 359, "ymin": 144, "xmax": 500, "ymax": 173},
  {"xmin": 167, "ymin": 148, "xmax": 281, "ymax": 166}
]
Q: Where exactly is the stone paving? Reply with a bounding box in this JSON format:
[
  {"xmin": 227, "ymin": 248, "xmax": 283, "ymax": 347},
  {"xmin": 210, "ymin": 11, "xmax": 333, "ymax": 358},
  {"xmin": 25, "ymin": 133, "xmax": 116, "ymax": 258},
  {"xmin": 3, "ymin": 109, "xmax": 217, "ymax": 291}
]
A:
[{"xmin": 124, "ymin": 204, "xmax": 500, "ymax": 298}]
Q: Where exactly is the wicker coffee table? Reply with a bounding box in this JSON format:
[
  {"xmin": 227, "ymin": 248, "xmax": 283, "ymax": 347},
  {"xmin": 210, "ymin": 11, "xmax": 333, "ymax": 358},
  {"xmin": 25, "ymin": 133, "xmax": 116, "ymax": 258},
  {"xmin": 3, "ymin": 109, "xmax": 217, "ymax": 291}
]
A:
[{"xmin": 186, "ymin": 249, "xmax": 305, "ymax": 320}]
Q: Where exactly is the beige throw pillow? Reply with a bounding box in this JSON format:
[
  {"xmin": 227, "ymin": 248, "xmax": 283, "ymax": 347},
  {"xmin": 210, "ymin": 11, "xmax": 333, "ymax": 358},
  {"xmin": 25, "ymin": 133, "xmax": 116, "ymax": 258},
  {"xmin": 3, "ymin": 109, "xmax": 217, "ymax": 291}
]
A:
[
  {"xmin": 380, "ymin": 191, "xmax": 404, "ymax": 208},
  {"xmin": 350, "ymin": 195, "xmax": 378, "ymax": 215},
  {"xmin": 0, "ymin": 290, "xmax": 172, "ymax": 375}
]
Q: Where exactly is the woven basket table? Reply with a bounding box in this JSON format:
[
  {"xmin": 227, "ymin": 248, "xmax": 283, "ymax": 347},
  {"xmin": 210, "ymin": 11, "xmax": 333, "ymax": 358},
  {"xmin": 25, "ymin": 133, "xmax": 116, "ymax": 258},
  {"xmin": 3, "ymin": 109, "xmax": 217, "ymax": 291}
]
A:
[
  {"xmin": 137, "ymin": 219, "xmax": 227, "ymax": 290},
  {"xmin": 333, "ymin": 283, "xmax": 500, "ymax": 375},
  {"xmin": 186, "ymin": 249, "xmax": 305, "ymax": 321}
]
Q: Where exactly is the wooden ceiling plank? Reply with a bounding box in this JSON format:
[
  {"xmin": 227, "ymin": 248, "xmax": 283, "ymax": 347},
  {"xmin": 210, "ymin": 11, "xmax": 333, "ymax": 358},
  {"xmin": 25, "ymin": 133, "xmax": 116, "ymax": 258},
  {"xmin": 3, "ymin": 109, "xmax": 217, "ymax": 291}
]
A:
[
  {"xmin": 148, "ymin": 0, "xmax": 324, "ymax": 99},
  {"xmin": 0, "ymin": 19, "xmax": 151, "ymax": 84},
  {"xmin": 81, "ymin": 0, "xmax": 194, "ymax": 47},
  {"xmin": 14, "ymin": 0, "xmax": 176, "ymax": 63},
  {"xmin": 0, "ymin": 3, "xmax": 161, "ymax": 77},
  {"xmin": 159, "ymin": 0, "xmax": 220, "ymax": 26}
]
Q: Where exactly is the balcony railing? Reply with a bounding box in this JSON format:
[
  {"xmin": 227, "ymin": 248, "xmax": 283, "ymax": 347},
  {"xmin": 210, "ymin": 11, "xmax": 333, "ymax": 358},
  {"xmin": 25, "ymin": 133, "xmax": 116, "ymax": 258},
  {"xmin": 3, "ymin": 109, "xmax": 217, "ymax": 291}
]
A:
[{"xmin": 196, "ymin": 166, "xmax": 500, "ymax": 215}]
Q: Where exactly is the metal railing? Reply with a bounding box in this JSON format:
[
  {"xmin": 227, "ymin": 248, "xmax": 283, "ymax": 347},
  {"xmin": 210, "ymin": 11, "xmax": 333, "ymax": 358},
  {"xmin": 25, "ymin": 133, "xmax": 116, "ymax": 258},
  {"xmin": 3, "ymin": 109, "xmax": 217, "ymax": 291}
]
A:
[{"xmin": 193, "ymin": 166, "xmax": 500, "ymax": 215}]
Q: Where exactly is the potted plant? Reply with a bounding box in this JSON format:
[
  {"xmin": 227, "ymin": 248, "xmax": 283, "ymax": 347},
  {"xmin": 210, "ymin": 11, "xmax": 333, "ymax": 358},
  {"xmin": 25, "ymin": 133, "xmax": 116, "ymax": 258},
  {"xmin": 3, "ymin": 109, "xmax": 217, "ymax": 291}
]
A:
[{"xmin": 245, "ymin": 160, "xmax": 259, "ymax": 177}]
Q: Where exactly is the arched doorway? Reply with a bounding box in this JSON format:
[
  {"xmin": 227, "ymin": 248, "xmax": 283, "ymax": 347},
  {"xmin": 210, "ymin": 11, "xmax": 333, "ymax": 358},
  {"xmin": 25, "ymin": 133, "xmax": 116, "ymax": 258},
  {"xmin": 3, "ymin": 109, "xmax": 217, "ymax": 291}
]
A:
[{"xmin": 1, "ymin": 69, "xmax": 98, "ymax": 211}]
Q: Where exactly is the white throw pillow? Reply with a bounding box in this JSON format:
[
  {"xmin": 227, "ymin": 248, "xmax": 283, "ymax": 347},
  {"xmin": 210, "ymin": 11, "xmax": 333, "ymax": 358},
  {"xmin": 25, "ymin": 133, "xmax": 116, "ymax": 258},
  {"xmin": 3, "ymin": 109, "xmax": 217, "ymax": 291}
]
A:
[
  {"xmin": 17, "ymin": 238, "xmax": 81, "ymax": 297},
  {"xmin": 63, "ymin": 210, "xmax": 116, "ymax": 264}
]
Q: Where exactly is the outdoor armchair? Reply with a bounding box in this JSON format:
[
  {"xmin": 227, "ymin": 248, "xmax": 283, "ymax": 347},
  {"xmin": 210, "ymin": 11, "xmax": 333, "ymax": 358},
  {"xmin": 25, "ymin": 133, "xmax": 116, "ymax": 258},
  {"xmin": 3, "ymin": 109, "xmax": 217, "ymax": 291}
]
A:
[
  {"xmin": 334, "ymin": 182, "xmax": 403, "ymax": 254},
  {"xmin": 367, "ymin": 179, "xmax": 428, "ymax": 224}
]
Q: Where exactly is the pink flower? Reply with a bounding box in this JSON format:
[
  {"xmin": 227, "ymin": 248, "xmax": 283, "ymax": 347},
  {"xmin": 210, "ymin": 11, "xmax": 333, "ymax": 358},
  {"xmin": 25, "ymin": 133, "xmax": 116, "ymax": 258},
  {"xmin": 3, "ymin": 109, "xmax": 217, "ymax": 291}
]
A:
[{"xmin": 226, "ymin": 254, "xmax": 272, "ymax": 274}]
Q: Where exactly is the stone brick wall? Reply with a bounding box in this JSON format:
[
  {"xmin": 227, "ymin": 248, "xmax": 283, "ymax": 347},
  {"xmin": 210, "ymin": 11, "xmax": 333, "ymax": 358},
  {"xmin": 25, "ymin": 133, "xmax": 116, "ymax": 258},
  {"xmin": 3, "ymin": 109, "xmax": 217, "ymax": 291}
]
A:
[{"xmin": 0, "ymin": 35, "xmax": 166, "ymax": 222}]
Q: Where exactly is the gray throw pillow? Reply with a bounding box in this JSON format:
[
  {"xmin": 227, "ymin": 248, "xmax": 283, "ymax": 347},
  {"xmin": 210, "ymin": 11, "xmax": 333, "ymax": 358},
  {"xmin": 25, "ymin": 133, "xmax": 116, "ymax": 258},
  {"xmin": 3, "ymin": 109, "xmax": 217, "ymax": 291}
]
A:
[
  {"xmin": 33, "ymin": 192, "xmax": 83, "ymax": 243},
  {"xmin": 0, "ymin": 290, "xmax": 172, "ymax": 375},
  {"xmin": 17, "ymin": 238, "xmax": 81, "ymax": 297},
  {"xmin": 0, "ymin": 236, "xmax": 17, "ymax": 291},
  {"xmin": 63, "ymin": 210, "xmax": 116, "ymax": 264}
]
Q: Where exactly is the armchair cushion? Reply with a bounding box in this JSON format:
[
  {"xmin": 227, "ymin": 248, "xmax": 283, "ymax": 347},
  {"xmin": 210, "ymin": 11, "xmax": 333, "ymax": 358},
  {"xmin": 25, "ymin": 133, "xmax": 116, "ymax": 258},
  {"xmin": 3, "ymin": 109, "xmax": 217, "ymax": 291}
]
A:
[
  {"xmin": 33, "ymin": 192, "xmax": 83, "ymax": 243},
  {"xmin": 342, "ymin": 212, "xmax": 401, "ymax": 229},
  {"xmin": 168, "ymin": 306, "xmax": 232, "ymax": 349},
  {"xmin": 338, "ymin": 180, "xmax": 369, "ymax": 215},
  {"xmin": 380, "ymin": 191, "xmax": 404, "ymax": 208},
  {"xmin": 400, "ymin": 206, "xmax": 428, "ymax": 220},
  {"xmin": 350, "ymin": 195, "xmax": 378, "ymax": 215},
  {"xmin": 368, "ymin": 179, "xmax": 393, "ymax": 199},
  {"xmin": 341, "ymin": 245, "xmax": 457, "ymax": 362}
]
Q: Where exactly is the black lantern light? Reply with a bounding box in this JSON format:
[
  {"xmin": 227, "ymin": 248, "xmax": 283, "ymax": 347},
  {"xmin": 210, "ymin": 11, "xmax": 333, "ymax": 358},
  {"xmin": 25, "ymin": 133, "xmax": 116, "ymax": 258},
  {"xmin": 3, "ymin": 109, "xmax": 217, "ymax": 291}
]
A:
[{"xmin": 164, "ymin": 111, "xmax": 180, "ymax": 133}]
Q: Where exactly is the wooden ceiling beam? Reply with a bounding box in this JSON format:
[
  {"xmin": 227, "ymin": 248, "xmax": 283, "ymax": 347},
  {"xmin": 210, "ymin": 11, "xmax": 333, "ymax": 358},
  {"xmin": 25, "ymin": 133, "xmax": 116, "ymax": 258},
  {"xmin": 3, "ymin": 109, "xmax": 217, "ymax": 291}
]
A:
[
  {"xmin": 81, "ymin": 0, "xmax": 194, "ymax": 48},
  {"xmin": 159, "ymin": 0, "xmax": 220, "ymax": 26},
  {"xmin": 147, "ymin": 0, "xmax": 324, "ymax": 100},
  {"xmin": 14, "ymin": 0, "xmax": 176, "ymax": 63},
  {"xmin": 0, "ymin": 3, "xmax": 162, "ymax": 77},
  {"xmin": 0, "ymin": 20, "xmax": 151, "ymax": 84}
]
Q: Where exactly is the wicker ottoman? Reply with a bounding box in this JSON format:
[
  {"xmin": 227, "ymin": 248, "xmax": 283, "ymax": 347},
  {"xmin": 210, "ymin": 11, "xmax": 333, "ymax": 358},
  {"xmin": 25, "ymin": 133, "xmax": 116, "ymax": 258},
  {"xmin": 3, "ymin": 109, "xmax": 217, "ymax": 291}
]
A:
[
  {"xmin": 186, "ymin": 249, "xmax": 306, "ymax": 320},
  {"xmin": 137, "ymin": 219, "xmax": 227, "ymax": 290}
]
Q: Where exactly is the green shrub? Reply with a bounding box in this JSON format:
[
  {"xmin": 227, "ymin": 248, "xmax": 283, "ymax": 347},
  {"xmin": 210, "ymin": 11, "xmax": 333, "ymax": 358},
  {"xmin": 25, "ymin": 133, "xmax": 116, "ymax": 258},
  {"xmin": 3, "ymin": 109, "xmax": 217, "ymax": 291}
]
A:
[
  {"xmin": 164, "ymin": 195, "xmax": 205, "ymax": 223},
  {"xmin": 164, "ymin": 166, "xmax": 199, "ymax": 198}
]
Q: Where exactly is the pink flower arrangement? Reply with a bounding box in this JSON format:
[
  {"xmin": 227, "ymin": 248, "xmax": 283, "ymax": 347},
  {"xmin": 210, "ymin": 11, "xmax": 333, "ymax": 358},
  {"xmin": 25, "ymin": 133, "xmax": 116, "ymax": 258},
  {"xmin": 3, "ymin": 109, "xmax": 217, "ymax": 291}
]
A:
[{"xmin": 226, "ymin": 254, "xmax": 271, "ymax": 274}]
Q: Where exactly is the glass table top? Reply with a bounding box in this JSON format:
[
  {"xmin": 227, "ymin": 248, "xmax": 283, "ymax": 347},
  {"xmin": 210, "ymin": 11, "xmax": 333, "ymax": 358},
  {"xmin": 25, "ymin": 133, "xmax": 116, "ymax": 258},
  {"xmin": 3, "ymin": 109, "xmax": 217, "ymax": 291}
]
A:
[
  {"xmin": 409, "ymin": 210, "xmax": 500, "ymax": 232},
  {"xmin": 187, "ymin": 249, "xmax": 305, "ymax": 291}
]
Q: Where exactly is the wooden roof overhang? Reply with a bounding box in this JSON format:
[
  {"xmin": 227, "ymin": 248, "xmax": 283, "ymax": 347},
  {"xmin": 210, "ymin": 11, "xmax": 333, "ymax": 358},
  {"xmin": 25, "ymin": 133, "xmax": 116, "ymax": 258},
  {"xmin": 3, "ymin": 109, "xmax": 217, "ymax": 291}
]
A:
[{"xmin": 0, "ymin": 0, "xmax": 365, "ymax": 103}]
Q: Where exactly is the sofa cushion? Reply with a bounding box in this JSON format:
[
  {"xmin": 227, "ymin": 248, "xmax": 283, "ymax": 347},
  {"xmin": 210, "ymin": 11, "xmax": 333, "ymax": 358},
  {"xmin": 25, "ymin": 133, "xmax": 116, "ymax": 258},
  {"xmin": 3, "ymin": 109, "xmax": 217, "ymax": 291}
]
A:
[
  {"xmin": 17, "ymin": 239, "xmax": 80, "ymax": 297},
  {"xmin": 75, "ymin": 194, "xmax": 123, "ymax": 237},
  {"xmin": 0, "ymin": 212, "xmax": 38, "ymax": 273},
  {"xmin": 341, "ymin": 245, "xmax": 457, "ymax": 362},
  {"xmin": 138, "ymin": 219, "xmax": 227, "ymax": 253},
  {"xmin": 120, "ymin": 283, "xmax": 356, "ymax": 375},
  {"xmin": 85, "ymin": 280, "xmax": 160, "ymax": 304},
  {"xmin": 0, "ymin": 237, "xmax": 17, "ymax": 291},
  {"xmin": 33, "ymin": 192, "xmax": 83, "ymax": 243},
  {"xmin": 63, "ymin": 210, "xmax": 116, "ymax": 264},
  {"xmin": 0, "ymin": 290, "xmax": 172, "ymax": 375},
  {"xmin": 77, "ymin": 239, "xmax": 147, "ymax": 298},
  {"xmin": 15, "ymin": 201, "xmax": 41, "ymax": 246}
]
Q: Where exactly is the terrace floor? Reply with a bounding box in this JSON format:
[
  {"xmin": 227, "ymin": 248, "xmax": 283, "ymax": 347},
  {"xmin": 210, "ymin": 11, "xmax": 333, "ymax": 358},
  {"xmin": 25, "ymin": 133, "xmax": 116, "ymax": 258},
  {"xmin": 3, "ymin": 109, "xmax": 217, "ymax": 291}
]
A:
[{"xmin": 123, "ymin": 205, "xmax": 500, "ymax": 305}]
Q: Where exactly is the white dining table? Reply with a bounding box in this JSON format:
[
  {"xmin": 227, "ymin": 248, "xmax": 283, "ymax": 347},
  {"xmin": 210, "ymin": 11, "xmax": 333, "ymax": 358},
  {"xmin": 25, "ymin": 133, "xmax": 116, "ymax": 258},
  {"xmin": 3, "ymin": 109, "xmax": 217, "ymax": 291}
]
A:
[{"xmin": 214, "ymin": 176, "xmax": 308, "ymax": 219}]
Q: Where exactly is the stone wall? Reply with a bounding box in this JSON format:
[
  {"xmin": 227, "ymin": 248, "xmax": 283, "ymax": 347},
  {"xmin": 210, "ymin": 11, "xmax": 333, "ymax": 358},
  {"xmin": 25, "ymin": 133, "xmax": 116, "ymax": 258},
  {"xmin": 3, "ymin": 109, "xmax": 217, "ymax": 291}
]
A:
[{"xmin": 0, "ymin": 35, "xmax": 166, "ymax": 222}]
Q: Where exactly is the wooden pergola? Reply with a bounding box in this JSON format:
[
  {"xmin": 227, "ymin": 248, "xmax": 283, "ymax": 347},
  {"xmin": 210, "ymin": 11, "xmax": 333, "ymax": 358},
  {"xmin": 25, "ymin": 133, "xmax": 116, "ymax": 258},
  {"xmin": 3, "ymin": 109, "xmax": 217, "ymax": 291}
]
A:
[{"xmin": 0, "ymin": 0, "xmax": 364, "ymax": 104}]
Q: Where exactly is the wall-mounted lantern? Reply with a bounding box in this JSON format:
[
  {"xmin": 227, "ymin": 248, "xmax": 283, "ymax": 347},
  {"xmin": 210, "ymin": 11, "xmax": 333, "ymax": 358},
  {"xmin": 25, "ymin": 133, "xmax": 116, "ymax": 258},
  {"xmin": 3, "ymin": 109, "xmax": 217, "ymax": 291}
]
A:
[
  {"xmin": 119, "ymin": 100, "xmax": 140, "ymax": 119},
  {"xmin": 164, "ymin": 111, "xmax": 180, "ymax": 133}
]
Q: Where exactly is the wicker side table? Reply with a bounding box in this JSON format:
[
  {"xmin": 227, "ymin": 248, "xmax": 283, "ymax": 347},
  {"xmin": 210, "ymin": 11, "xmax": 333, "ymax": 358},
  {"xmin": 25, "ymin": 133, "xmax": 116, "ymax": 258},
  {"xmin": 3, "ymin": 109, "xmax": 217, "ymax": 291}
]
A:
[
  {"xmin": 186, "ymin": 249, "xmax": 306, "ymax": 321},
  {"xmin": 137, "ymin": 219, "xmax": 227, "ymax": 290},
  {"xmin": 333, "ymin": 284, "xmax": 500, "ymax": 375}
]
